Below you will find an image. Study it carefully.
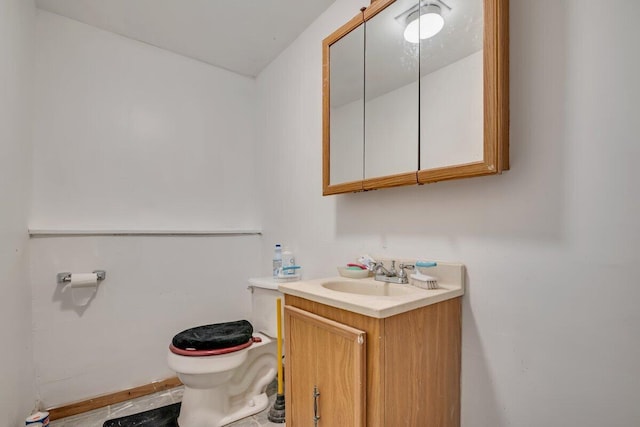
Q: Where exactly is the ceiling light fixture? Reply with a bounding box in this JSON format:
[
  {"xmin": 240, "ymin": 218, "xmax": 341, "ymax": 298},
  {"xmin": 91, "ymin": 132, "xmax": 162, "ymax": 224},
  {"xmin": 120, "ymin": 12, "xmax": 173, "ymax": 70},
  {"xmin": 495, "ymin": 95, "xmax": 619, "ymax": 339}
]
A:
[{"xmin": 403, "ymin": 4, "xmax": 444, "ymax": 44}]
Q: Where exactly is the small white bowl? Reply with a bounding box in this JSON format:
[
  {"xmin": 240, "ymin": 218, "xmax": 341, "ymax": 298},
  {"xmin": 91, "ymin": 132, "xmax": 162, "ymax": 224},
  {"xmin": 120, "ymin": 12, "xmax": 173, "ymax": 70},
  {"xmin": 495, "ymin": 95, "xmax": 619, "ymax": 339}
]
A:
[{"xmin": 337, "ymin": 266, "xmax": 370, "ymax": 279}]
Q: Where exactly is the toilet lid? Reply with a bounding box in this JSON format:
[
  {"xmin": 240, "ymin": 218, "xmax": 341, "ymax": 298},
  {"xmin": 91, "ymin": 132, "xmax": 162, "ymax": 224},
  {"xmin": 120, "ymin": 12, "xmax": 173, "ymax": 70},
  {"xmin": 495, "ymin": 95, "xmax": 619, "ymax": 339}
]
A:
[{"xmin": 171, "ymin": 320, "xmax": 253, "ymax": 351}]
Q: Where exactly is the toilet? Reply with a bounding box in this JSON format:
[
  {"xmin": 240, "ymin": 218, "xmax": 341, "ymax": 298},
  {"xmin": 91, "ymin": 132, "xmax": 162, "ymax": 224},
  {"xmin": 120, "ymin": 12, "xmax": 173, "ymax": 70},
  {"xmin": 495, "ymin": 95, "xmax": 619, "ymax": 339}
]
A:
[{"xmin": 167, "ymin": 280, "xmax": 283, "ymax": 427}]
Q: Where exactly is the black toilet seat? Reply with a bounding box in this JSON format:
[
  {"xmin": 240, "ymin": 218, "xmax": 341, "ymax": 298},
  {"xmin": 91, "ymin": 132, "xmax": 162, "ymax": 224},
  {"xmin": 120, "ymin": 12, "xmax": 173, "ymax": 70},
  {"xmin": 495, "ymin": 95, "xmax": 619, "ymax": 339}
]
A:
[{"xmin": 171, "ymin": 319, "xmax": 254, "ymax": 351}]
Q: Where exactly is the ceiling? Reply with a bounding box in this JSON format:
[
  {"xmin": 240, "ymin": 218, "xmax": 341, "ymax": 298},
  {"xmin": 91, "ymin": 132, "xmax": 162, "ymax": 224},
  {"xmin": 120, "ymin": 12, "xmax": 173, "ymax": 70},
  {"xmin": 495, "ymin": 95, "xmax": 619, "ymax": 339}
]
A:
[{"xmin": 36, "ymin": 0, "xmax": 337, "ymax": 77}]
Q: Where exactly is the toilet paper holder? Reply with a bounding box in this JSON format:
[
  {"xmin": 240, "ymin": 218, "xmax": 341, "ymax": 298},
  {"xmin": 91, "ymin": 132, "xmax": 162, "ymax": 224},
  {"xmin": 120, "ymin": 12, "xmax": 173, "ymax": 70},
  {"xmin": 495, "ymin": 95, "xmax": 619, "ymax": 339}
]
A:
[{"xmin": 57, "ymin": 270, "xmax": 106, "ymax": 284}]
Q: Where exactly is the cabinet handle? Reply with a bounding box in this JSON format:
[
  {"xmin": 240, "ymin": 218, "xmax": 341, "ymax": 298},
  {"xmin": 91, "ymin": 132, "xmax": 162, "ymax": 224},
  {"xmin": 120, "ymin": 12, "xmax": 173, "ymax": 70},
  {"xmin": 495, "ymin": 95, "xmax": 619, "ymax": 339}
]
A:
[{"xmin": 313, "ymin": 385, "xmax": 320, "ymax": 426}]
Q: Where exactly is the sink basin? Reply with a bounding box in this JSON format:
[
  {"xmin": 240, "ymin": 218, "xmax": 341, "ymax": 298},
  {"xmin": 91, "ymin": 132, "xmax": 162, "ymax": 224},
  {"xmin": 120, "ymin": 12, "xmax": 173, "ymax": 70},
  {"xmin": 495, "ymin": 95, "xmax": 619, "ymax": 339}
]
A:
[
  {"xmin": 321, "ymin": 280, "xmax": 422, "ymax": 297},
  {"xmin": 277, "ymin": 262, "xmax": 465, "ymax": 318}
]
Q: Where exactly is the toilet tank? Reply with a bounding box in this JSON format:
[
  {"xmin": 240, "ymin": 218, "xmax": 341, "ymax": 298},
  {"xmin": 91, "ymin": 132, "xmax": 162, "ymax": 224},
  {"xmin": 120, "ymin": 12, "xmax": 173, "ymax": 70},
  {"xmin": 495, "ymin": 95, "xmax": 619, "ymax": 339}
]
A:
[{"xmin": 249, "ymin": 278, "xmax": 284, "ymax": 338}]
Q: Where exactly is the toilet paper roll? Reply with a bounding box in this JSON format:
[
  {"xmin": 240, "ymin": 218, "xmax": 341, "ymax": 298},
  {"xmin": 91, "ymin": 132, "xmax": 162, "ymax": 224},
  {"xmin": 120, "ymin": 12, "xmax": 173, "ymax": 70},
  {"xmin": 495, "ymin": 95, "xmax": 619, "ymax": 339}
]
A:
[{"xmin": 63, "ymin": 273, "xmax": 98, "ymax": 306}]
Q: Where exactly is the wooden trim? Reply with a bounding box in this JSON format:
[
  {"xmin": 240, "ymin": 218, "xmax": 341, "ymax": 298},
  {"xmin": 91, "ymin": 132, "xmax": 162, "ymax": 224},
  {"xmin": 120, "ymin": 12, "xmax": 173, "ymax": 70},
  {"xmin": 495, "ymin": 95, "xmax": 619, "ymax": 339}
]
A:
[
  {"xmin": 483, "ymin": 0, "xmax": 497, "ymax": 172},
  {"xmin": 496, "ymin": 0, "xmax": 510, "ymax": 171},
  {"xmin": 322, "ymin": 31, "xmax": 331, "ymax": 193},
  {"xmin": 286, "ymin": 305, "xmax": 366, "ymax": 341},
  {"xmin": 362, "ymin": 0, "xmax": 395, "ymax": 21},
  {"xmin": 362, "ymin": 171, "xmax": 417, "ymax": 190},
  {"xmin": 483, "ymin": 0, "xmax": 510, "ymax": 173},
  {"xmin": 417, "ymin": 161, "xmax": 493, "ymax": 183},
  {"xmin": 47, "ymin": 377, "xmax": 182, "ymax": 421},
  {"xmin": 323, "ymin": 12, "xmax": 365, "ymax": 195},
  {"xmin": 324, "ymin": 180, "xmax": 364, "ymax": 196},
  {"xmin": 483, "ymin": 0, "xmax": 499, "ymax": 172}
]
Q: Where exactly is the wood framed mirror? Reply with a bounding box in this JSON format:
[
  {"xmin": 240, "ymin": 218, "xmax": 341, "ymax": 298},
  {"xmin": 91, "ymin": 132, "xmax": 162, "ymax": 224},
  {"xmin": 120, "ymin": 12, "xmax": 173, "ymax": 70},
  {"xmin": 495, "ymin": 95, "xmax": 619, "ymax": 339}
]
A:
[{"xmin": 322, "ymin": 0, "xmax": 509, "ymax": 195}]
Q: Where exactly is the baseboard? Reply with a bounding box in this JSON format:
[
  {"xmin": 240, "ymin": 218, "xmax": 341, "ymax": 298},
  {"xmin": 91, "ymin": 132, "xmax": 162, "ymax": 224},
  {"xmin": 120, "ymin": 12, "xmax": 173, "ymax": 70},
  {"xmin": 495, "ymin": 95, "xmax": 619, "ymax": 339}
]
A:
[{"xmin": 47, "ymin": 376, "xmax": 182, "ymax": 421}]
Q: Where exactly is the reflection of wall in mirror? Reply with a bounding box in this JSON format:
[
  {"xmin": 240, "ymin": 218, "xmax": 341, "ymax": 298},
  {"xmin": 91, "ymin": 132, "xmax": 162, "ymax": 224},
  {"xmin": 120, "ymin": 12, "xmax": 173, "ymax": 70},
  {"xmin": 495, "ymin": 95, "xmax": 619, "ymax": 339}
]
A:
[
  {"xmin": 420, "ymin": 50, "xmax": 483, "ymax": 169},
  {"xmin": 330, "ymin": 49, "xmax": 482, "ymax": 183},
  {"xmin": 365, "ymin": 80, "xmax": 419, "ymax": 178},
  {"xmin": 331, "ymin": 82, "xmax": 419, "ymax": 181},
  {"xmin": 330, "ymin": 99, "xmax": 364, "ymax": 185}
]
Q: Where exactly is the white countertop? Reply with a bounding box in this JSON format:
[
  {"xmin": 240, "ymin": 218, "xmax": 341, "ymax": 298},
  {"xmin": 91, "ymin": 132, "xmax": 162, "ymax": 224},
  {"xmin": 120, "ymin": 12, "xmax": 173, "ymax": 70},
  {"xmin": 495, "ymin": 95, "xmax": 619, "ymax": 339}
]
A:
[
  {"xmin": 277, "ymin": 262, "xmax": 465, "ymax": 319},
  {"xmin": 248, "ymin": 276, "xmax": 302, "ymax": 290}
]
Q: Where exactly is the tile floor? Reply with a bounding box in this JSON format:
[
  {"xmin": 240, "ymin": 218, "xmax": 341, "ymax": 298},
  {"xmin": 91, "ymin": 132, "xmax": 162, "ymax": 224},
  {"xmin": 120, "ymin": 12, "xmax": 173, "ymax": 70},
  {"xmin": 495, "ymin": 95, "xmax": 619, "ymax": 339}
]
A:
[{"xmin": 50, "ymin": 382, "xmax": 285, "ymax": 427}]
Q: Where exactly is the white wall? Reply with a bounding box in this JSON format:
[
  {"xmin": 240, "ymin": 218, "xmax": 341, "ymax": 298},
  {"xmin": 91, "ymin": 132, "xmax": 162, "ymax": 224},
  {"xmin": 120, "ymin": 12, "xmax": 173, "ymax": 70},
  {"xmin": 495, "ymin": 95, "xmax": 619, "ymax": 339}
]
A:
[
  {"xmin": 257, "ymin": 1, "xmax": 640, "ymax": 426},
  {"xmin": 30, "ymin": 235, "xmax": 260, "ymax": 408},
  {"xmin": 30, "ymin": 11, "xmax": 262, "ymax": 408},
  {"xmin": 32, "ymin": 11, "xmax": 259, "ymax": 231},
  {"xmin": 0, "ymin": 0, "xmax": 36, "ymax": 424}
]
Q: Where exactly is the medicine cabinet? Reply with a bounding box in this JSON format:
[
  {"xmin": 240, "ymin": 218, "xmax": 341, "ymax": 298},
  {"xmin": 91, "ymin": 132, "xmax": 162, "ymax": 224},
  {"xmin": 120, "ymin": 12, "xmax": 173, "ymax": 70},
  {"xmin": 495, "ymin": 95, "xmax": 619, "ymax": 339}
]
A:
[{"xmin": 322, "ymin": 0, "xmax": 509, "ymax": 195}]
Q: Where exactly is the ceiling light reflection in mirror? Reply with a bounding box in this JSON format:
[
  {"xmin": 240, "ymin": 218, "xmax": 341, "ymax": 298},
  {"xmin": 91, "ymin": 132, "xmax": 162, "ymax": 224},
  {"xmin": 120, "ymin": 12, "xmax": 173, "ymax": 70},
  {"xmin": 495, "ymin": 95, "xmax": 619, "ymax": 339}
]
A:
[{"xmin": 403, "ymin": 4, "xmax": 444, "ymax": 43}]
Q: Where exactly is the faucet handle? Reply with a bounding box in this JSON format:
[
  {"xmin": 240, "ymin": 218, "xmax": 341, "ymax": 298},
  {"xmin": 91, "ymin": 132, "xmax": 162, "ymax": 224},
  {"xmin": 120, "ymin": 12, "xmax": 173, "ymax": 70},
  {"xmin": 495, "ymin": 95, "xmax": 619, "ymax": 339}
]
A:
[{"xmin": 398, "ymin": 263, "xmax": 415, "ymax": 279}]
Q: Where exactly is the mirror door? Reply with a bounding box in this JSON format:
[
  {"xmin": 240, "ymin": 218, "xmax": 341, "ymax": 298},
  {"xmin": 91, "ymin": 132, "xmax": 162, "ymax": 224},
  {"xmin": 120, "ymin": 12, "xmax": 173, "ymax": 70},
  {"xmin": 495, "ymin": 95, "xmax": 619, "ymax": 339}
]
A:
[
  {"xmin": 363, "ymin": 0, "xmax": 419, "ymax": 190},
  {"xmin": 419, "ymin": 0, "xmax": 483, "ymax": 170},
  {"xmin": 417, "ymin": 0, "xmax": 509, "ymax": 183},
  {"xmin": 324, "ymin": 13, "xmax": 365, "ymax": 195}
]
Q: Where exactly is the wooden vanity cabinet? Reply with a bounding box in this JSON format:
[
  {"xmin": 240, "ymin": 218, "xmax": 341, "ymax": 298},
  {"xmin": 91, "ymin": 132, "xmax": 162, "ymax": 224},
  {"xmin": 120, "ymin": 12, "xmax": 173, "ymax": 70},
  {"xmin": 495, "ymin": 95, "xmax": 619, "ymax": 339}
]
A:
[{"xmin": 284, "ymin": 295, "xmax": 462, "ymax": 427}]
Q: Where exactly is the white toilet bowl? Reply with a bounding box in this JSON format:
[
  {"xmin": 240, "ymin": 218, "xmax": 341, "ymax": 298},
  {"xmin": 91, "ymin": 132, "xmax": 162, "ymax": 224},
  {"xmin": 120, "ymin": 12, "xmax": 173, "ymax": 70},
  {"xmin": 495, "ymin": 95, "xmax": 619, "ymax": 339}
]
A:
[
  {"xmin": 167, "ymin": 279, "xmax": 283, "ymax": 427},
  {"xmin": 168, "ymin": 331, "xmax": 277, "ymax": 427}
]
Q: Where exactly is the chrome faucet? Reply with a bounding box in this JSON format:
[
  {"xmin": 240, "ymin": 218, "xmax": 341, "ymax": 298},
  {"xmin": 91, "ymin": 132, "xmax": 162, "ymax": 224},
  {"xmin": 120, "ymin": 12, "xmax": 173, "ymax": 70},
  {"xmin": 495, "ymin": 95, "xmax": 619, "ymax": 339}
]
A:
[
  {"xmin": 369, "ymin": 260, "xmax": 408, "ymax": 284},
  {"xmin": 369, "ymin": 261, "xmax": 392, "ymax": 276}
]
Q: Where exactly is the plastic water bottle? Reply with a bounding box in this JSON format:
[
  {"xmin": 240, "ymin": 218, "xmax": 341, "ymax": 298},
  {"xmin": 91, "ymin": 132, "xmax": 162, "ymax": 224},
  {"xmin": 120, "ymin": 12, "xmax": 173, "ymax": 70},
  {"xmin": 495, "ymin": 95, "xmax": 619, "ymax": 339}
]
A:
[
  {"xmin": 282, "ymin": 247, "xmax": 295, "ymax": 275},
  {"xmin": 272, "ymin": 244, "xmax": 282, "ymax": 277}
]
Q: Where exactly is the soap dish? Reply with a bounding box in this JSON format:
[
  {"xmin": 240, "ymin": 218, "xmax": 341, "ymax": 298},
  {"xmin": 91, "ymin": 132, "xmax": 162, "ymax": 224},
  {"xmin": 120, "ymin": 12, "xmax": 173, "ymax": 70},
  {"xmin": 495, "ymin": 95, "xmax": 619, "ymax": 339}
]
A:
[{"xmin": 337, "ymin": 266, "xmax": 370, "ymax": 279}]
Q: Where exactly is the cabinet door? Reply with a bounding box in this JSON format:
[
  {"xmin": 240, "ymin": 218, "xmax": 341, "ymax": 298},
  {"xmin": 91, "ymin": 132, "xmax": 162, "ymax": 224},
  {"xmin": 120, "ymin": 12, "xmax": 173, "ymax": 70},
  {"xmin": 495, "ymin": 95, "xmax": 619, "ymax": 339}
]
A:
[{"xmin": 285, "ymin": 305, "xmax": 366, "ymax": 427}]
